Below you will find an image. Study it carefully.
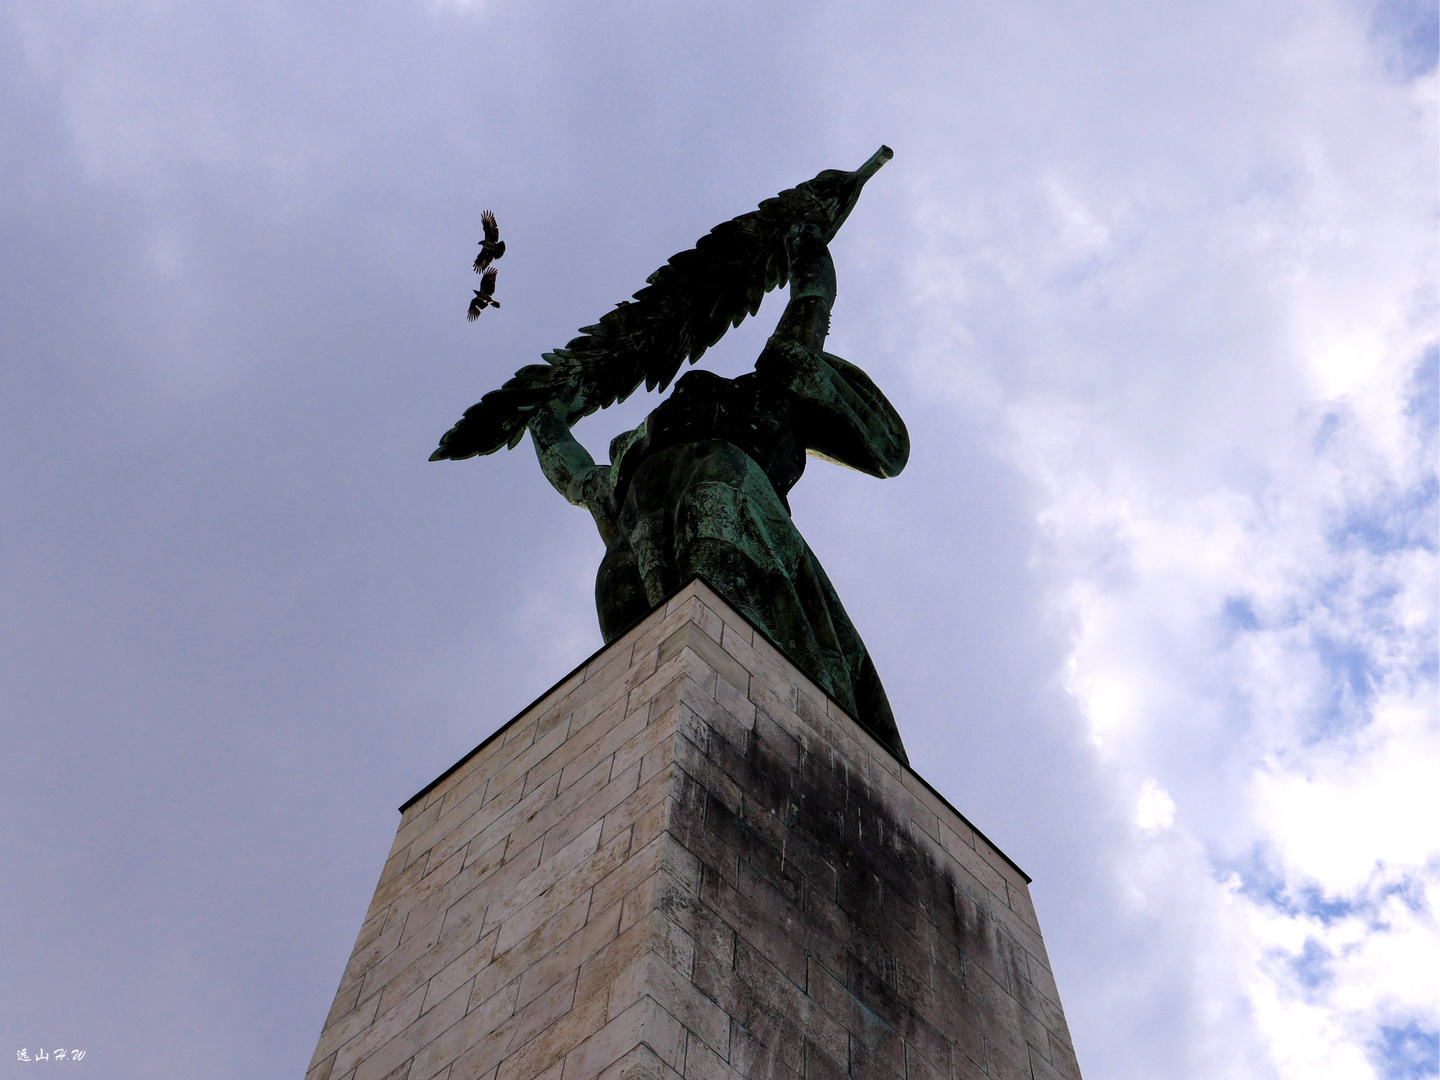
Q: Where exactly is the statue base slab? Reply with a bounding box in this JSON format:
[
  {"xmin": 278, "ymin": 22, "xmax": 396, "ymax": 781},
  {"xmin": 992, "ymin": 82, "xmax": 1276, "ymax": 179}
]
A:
[{"xmin": 307, "ymin": 579, "xmax": 1083, "ymax": 1080}]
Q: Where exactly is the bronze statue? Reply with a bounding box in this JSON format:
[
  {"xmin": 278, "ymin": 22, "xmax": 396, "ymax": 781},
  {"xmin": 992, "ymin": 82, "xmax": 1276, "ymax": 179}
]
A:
[{"xmin": 432, "ymin": 148, "xmax": 910, "ymax": 762}]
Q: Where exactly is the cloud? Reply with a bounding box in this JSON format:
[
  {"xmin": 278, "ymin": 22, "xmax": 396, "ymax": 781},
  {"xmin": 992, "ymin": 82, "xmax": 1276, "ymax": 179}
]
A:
[
  {"xmin": 855, "ymin": 0, "xmax": 1437, "ymax": 1074},
  {"xmin": 1136, "ymin": 778, "xmax": 1177, "ymax": 832},
  {"xmin": 0, "ymin": 1, "xmax": 1433, "ymax": 1078}
]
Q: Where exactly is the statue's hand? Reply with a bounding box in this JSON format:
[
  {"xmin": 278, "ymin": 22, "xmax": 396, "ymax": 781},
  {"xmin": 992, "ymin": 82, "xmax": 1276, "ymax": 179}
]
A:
[
  {"xmin": 526, "ymin": 395, "xmax": 565, "ymax": 432},
  {"xmin": 784, "ymin": 222, "xmax": 826, "ymax": 260},
  {"xmin": 527, "ymin": 381, "xmax": 591, "ymax": 435}
]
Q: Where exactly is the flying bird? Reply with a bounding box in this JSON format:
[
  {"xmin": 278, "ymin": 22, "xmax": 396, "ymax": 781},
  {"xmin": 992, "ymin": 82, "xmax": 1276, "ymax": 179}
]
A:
[
  {"xmin": 467, "ymin": 268, "xmax": 500, "ymax": 320},
  {"xmin": 473, "ymin": 210, "xmax": 506, "ymax": 274}
]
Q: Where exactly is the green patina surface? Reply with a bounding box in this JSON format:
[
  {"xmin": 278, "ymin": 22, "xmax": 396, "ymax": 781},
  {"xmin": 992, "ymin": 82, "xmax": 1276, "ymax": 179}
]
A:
[{"xmin": 437, "ymin": 150, "xmax": 910, "ymax": 762}]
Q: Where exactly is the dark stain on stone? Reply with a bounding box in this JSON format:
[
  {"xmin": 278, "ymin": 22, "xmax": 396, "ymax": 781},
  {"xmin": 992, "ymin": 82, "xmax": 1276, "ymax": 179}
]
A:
[{"xmin": 668, "ymin": 697, "xmax": 1074, "ymax": 1079}]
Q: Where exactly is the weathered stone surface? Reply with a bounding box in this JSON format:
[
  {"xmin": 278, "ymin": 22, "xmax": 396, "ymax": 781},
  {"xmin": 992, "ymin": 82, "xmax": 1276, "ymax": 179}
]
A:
[{"xmin": 309, "ymin": 580, "xmax": 1081, "ymax": 1080}]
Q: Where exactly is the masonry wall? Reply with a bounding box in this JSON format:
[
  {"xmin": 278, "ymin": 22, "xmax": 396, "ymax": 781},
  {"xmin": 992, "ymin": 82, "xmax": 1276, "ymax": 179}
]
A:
[{"xmin": 307, "ymin": 580, "xmax": 1082, "ymax": 1080}]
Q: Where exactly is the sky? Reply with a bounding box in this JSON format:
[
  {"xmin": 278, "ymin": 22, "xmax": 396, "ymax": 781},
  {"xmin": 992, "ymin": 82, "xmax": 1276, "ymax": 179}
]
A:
[{"xmin": 0, "ymin": 1, "xmax": 1435, "ymax": 1078}]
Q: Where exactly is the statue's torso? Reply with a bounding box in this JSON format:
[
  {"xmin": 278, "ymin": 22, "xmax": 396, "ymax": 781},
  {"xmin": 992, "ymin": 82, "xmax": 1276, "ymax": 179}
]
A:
[{"xmin": 614, "ymin": 369, "xmax": 806, "ymax": 511}]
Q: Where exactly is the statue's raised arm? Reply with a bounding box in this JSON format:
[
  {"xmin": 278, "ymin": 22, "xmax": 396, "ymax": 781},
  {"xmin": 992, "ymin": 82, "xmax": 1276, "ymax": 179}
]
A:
[
  {"xmin": 432, "ymin": 148, "xmax": 911, "ymax": 763},
  {"xmin": 755, "ymin": 222, "xmax": 909, "ymax": 481}
]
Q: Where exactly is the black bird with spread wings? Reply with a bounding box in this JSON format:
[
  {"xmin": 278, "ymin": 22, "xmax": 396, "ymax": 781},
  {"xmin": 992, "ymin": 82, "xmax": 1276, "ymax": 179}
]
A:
[
  {"xmin": 467, "ymin": 268, "xmax": 500, "ymax": 321},
  {"xmin": 473, "ymin": 210, "xmax": 506, "ymax": 274},
  {"xmin": 431, "ymin": 146, "xmax": 893, "ymax": 462}
]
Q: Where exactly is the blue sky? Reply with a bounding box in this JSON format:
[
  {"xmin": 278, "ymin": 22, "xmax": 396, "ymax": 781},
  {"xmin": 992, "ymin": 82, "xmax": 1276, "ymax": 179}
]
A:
[{"xmin": 1, "ymin": 2, "xmax": 1435, "ymax": 1078}]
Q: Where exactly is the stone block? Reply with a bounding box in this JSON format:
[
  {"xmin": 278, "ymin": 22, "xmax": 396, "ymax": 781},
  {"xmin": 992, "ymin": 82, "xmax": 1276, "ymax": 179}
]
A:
[
  {"xmin": 658, "ymin": 623, "xmax": 749, "ymax": 694},
  {"xmin": 310, "ymin": 581, "xmax": 1081, "ymax": 1080}
]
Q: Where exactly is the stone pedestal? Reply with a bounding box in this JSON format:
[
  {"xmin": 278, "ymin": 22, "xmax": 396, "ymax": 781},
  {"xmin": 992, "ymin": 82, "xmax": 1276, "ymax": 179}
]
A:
[{"xmin": 308, "ymin": 580, "xmax": 1082, "ymax": 1080}]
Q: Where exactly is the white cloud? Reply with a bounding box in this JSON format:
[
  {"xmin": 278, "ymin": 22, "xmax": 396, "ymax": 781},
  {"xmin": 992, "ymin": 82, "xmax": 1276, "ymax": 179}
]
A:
[
  {"xmin": 1136, "ymin": 778, "xmax": 1177, "ymax": 832},
  {"xmin": 891, "ymin": 1, "xmax": 1437, "ymax": 1074}
]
